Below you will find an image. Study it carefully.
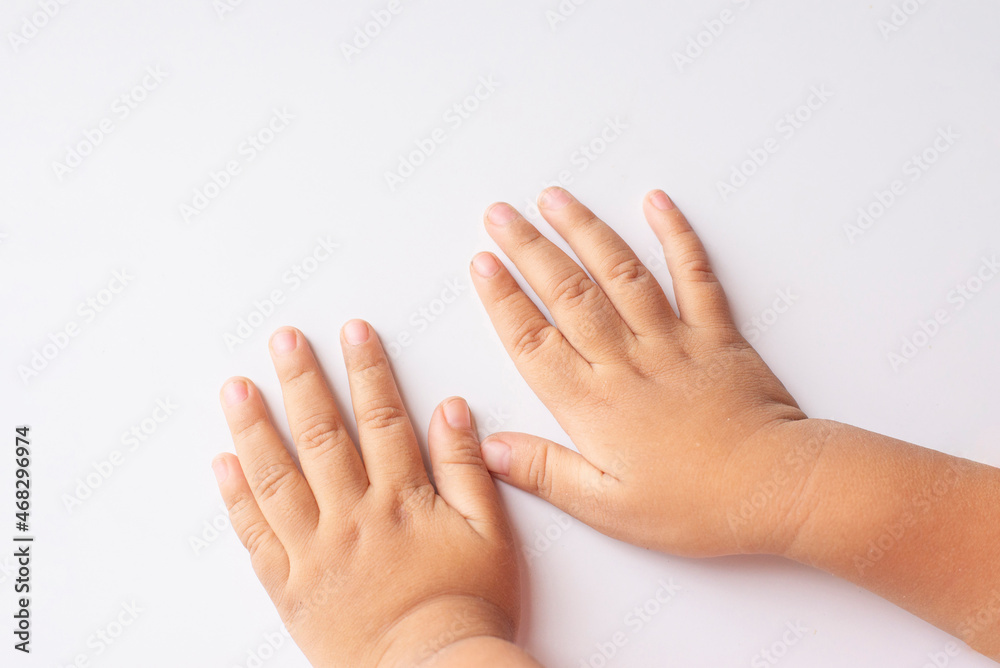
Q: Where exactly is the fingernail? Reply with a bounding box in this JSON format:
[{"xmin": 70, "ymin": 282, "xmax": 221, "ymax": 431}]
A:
[
  {"xmin": 539, "ymin": 187, "xmax": 572, "ymax": 210},
  {"xmin": 212, "ymin": 456, "xmax": 229, "ymax": 484},
  {"xmin": 472, "ymin": 252, "xmax": 500, "ymax": 278},
  {"xmin": 481, "ymin": 439, "xmax": 511, "ymax": 476},
  {"xmin": 651, "ymin": 190, "xmax": 676, "ymax": 211},
  {"xmin": 443, "ymin": 398, "xmax": 471, "ymax": 430},
  {"xmin": 487, "ymin": 203, "xmax": 518, "ymax": 226},
  {"xmin": 344, "ymin": 319, "xmax": 370, "ymax": 345},
  {"xmin": 223, "ymin": 379, "xmax": 248, "ymax": 406},
  {"xmin": 270, "ymin": 329, "xmax": 297, "ymax": 355}
]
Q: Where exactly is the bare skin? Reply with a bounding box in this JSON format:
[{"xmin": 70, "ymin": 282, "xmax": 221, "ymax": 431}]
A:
[
  {"xmin": 470, "ymin": 187, "xmax": 1000, "ymax": 660},
  {"xmin": 213, "ymin": 187, "xmax": 999, "ymax": 665},
  {"xmin": 213, "ymin": 322, "xmax": 541, "ymax": 667}
]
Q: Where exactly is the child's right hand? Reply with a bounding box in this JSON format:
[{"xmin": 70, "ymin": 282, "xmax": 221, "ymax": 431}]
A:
[{"xmin": 469, "ymin": 187, "xmax": 813, "ymax": 558}]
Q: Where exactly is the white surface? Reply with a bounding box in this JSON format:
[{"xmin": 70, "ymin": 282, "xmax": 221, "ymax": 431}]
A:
[{"xmin": 2, "ymin": 1, "xmax": 999, "ymax": 666}]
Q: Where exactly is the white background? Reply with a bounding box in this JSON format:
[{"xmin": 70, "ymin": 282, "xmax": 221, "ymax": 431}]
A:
[{"xmin": 2, "ymin": 1, "xmax": 999, "ymax": 666}]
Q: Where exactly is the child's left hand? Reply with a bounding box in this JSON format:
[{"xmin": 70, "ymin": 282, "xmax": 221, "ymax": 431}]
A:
[{"xmin": 213, "ymin": 323, "xmax": 528, "ymax": 667}]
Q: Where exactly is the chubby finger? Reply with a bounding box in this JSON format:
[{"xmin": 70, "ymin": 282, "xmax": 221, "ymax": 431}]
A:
[
  {"xmin": 643, "ymin": 191, "xmax": 733, "ymax": 329},
  {"xmin": 537, "ymin": 187, "xmax": 678, "ymax": 336},
  {"xmin": 220, "ymin": 377, "xmax": 319, "ymax": 543},
  {"xmin": 269, "ymin": 327, "xmax": 368, "ymax": 509},
  {"xmin": 427, "ymin": 397, "xmax": 506, "ymax": 537},
  {"xmin": 484, "ymin": 202, "xmax": 632, "ymax": 361},
  {"xmin": 340, "ymin": 320, "xmax": 429, "ymax": 492},
  {"xmin": 470, "ymin": 252, "xmax": 592, "ymax": 409},
  {"xmin": 480, "ymin": 432, "xmax": 613, "ymax": 528},
  {"xmin": 212, "ymin": 453, "xmax": 290, "ymax": 592}
]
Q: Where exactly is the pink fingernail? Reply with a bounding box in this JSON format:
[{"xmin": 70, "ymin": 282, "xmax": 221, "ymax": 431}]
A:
[
  {"xmin": 651, "ymin": 190, "xmax": 676, "ymax": 211},
  {"xmin": 443, "ymin": 398, "xmax": 472, "ymax": 430},
  {"xmin": 223, "ymin": 379, "xmax": 248, "ymax": 406},
  {"xmin": 212, "ymin": 456, "xmax": 229, "ymax": 484},
  {"xmin": 343, "ymin": 319, "xmax": 370, "ymax": 345},
  {"xmin": 270, "ymin": 330, "xmax": 297, "ymax": 355},
  {"xmin": 481, "ymin": 439, "xmax": 511, "ymax": 476},
  {"xmin": 487, "ymin": 203, "xmax": 518, "ymax": 226},
  {"xmin": 472, "ymin": 252, "xmax": 500, "ymax": 278},
  {"xmin": 539, "ymin": 187, "xmax": 572, "ymax": 210}
]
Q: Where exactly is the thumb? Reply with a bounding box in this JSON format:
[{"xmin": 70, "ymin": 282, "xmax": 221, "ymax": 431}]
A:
[{"xmin": 480, "ymin": 432, "xmax": 611, "ymax": 522}]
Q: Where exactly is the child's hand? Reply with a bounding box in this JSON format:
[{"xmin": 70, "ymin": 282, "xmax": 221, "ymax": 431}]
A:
[
  {"xmin": 470, "ymin": 188, "xmax": 810, "ymax": 557},
  {"xmin": 471, "ymin": 188, "xmax": 1000, "ymax": 660},
  {"xmin": 213, "ymin": 323, "xmax": 532, "ymax": 668}
]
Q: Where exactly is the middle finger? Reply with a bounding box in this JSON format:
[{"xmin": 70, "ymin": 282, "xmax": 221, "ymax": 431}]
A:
[{"xmin": 484, "ymin": 202, "xmax": 633, "ymax": 363}]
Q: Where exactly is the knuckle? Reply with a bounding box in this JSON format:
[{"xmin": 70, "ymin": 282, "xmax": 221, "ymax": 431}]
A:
[
  {"xmin": 281, "ymin": 363, "xmax": 318, "ymax": 390},
  {"xmin": 516, "ymin": 224, "xmax": 548, "ymax": 255},
  {"xmin": 511, "ymin": 322, "xmax": 558, "ymax": 363},
  {"xmin": 439, "ymin": 440, "xmax": 484, "ymax": 469},
  {"xmin": 231, "ymin": 417, "xmax": 269, "ymax": 445},
  {"xmin": 493, "ymin": 285, "xmax": 537, "ymax": 327},
  {"xmin": 226, "ymin": 491, "xmax": 254, "ymax": 519},
  {"xmin": 357, "ymin": 403, "xmax": 409, "ymax": 432},
  {"xmin": 678, "ymin": 251, "xmax": 715, "ymax": 282},
  {"xmin": 242, "ymin": 521, "xmax": 273, "ymax": 560},
  {"xmin": 548, "ymin": 271, "xmax": 601, "ymax": 308},
  {"xmin": 296, "ymin": 415, "xmax": 347, "ymax": 455},
  {"xmin": 525, "ymin": 446, "xmax": 554, "ymax": 498},
  {"xmin": 352, "ymin": 354, "xmax": 390, "ymax": 382},
  {"xmin": 603, "ymin": 251, "xmax": 650, "ymax": 286},
  {"xmin": 251, "ymin": 462, "xmax": 298, "ymax": 503},
  {"xmin": 396, "ymin": 483, "xmax": 436, "ymax": 516},
  {"xmin": 675, "ymin": 237, "xmax": 716, "ymax": 282}
]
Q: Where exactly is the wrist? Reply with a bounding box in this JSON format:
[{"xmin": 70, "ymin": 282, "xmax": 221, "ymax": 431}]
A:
[
  {"xmin": 723, "ymin": 416, "xmax": 833, "ymax": 558},
  {"xmin": 414, "ymin": 636, "xmax": 543, "ymax": 668},
  {"xmin": 375, "ymin": 595, "xmax": 517, "ymax": 668}
]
